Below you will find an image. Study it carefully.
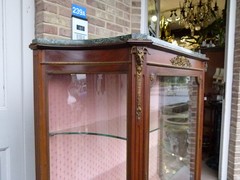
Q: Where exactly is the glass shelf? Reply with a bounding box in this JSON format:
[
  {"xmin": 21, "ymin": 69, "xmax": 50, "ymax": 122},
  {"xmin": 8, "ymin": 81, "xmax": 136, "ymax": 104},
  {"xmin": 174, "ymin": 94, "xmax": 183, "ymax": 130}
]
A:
[
  {"xmin": 49, "ymin": 116, "xmax": 127, "ymax": 140},
  {"xmin": 49, "ymin": 131, "xmax": 127, "ymax": 140},
  {"xmin": 49, "ymin": 127, "xmax": 162, "ymax": 141}
]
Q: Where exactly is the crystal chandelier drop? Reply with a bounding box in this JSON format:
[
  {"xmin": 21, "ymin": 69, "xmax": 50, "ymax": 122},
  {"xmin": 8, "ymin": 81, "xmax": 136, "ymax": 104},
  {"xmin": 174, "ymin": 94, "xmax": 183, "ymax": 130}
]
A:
[{"xmin": 179, "ymin": 0, "xmax": 219, "ymax": 35}]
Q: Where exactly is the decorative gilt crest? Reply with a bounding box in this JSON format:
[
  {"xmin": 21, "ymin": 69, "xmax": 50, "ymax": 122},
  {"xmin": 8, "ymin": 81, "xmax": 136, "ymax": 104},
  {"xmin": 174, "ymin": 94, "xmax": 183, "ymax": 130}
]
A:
[
  {"xmin": 170, "ymin": 56, "xmax": 191, "ymax": 68},
  {"xmin": 131, "ymin": 46, "xmax": 148, "ymax": 121},
  {"xmin": 131, "ymin": 47, "xmax": 148, "ymax": 68}
]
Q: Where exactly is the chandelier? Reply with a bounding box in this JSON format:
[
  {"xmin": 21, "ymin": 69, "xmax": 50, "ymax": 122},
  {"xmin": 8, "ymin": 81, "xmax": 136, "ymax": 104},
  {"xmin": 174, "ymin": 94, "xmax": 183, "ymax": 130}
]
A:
[{"xmin": 179, "ymin": 0, "xmax": 219, "ymax": 35}]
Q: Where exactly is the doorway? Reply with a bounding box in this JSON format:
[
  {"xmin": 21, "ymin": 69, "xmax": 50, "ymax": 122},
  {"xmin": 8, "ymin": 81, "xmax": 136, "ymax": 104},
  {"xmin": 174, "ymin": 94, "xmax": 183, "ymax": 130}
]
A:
[{"xmin": 142, "ymin": 0, "xmax": 236, "ymax": 179}]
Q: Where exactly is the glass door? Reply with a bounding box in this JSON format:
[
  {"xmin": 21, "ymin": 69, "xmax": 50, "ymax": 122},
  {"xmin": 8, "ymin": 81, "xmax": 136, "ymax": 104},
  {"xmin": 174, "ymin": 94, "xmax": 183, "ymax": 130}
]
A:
[
  {"xmin": 47, "ymin": 73, "xmax": 127, "ymax": 180},
  {"xmin": 149, "ymin": 75, "xmax": 199, "ymax": 180}
]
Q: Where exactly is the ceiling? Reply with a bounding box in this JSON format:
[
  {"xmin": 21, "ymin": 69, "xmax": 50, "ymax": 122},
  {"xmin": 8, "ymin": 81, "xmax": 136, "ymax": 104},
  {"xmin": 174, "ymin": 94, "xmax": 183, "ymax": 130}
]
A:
[{"xmin": 148, "ymin": 0, "xmax": 226, "ymax": 12}]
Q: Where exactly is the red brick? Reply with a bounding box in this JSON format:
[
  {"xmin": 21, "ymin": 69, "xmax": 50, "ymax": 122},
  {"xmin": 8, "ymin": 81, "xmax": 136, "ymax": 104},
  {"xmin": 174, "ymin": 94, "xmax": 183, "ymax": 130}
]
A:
[
  {"xmin": 132, "ymin": 8, "xmax": 141, "ymax": 15},
  {"xmin": 132, "ymin": 22, "xmax": 140, "ymax": 29},
  {"xmin": 36, "ymin": 24, "xmax": 57, "ymax": 35},
  {"xmin": 131, "ymin": 29, "xmax": 139, "ymax": 33},
  {"xmin": 35, "ymin": 0, "xmax": 141, "ymax": 40},
  {"xmin": 59, "ymin": 7, "xmax": 71, "ymax": 17},
  {"xmin": 73, "ymin": 0, "xmax": 85, "ymax": 4},
  {"xmin": 86, "ymin": 0, "xmax": 106, "ymax": 11},
  {"xmin": 116, "ymin": 17, "xmax": 130, "ymax": 27},
  {"xmin": 43, "ymin": 12, "xmax": 59, "ymax": 25},
  {"xmin": 36, "ymin": 12, "xmax": 44, "ymax": 25},
  {"xmin": 59, "ymin": 27, "xmax": 71, "ymax": 37},
  {"xmin": 45, "ymin": 0, "xmax": 57, "ymax": 4},
  {"xmin": 58, "ymin": 17, "xmax": 71, "ymax": 28},
  {"xmin": 116, "ymin": 2, "xmax": 130, "ymax": 13},
  {"xmin": 36, "ymin": 1, "xmax": 57, "ymax": 14},
  {"xmin": 36, "ymin": 24, "xmax": 44, "ymax": 34},
  {"xmin": 44, "ymin": 24, "xmax": 58, "ymax": 34},
  {"xmin": 88, "ymin": 16, "xmax": 105, "ymax": 28},
  {"xmin": 95, "ymin": 27, "xmax": 114, "ymax": 37},
  {"xmin": 132, "ymin": 1, "xmax": 141, "ymax": 7},
  {"xmin": 86, "ymin": 6, "xmax": 96, "ymax": 16},
  {"xmin": 88, "ymin": 24, "xmax": 96, "ymax": 34},
  {"xmin": 46, "ymin": 0, "xmax": 71, "ymax": 8},
  {"xmin": 106, "ymin": 22, "xmax": 123, "ymax": 32}
]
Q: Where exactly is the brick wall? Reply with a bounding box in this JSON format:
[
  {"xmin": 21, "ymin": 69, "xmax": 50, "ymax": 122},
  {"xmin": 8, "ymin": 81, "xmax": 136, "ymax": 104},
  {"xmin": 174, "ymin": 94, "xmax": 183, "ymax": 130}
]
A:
[
  {"xmin": 228, "ymin": 0, "xmax": 240, "ymax": 179},
  {"xmin": 35, "ymin": 0, "xmax": 141, "ymax": 39}
]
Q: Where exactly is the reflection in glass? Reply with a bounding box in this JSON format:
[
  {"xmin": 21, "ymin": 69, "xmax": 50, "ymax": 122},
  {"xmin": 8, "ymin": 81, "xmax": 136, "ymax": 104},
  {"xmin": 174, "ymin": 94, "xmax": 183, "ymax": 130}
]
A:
[
  {"xmin": 48, "ymin": 74, "xmax": 127, "ymax": 180},
  {"xmin": 149, "ymin": 76, "xmax": 198, "ymax": 180}
]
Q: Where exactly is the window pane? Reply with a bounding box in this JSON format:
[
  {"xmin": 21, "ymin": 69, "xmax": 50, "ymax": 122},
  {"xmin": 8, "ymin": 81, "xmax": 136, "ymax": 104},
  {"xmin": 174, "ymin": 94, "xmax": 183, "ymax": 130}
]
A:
[
  {"xmin": 149, "ymin": 76, "xmax": 198, "ymax": 180},
  {"xmin": 48, "ymin": 74, "xmax": 127, "ymax": 180}
]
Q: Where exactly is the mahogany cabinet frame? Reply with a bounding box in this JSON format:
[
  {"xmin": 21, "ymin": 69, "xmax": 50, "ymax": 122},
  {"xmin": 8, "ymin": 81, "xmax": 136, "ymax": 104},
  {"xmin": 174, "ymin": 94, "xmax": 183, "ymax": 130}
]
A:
[{"xmin": 30, "ymin": 34, "xmax": 208, "ymax": 180}]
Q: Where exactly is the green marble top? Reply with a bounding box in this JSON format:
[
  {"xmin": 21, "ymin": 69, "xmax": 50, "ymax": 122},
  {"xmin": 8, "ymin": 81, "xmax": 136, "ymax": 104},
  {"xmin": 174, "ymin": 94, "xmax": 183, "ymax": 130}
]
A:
[
  {"xmin": 32, "ymin": 33, "xmax": 146, "ymax": 46},
  {"xmin": 30, "ymin": 33, "xmax": 207, "ymax": 60}
]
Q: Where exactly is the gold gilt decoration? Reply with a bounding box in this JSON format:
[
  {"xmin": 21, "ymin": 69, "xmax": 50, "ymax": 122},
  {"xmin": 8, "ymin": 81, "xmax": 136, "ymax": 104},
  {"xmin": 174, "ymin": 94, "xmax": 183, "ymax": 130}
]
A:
[
  {"xmin": 131, "ymin": 46, "xmax": 148, "ymax": 121},
  {"xmin": 204, "ymin": 62, "xmax": 208, "ymax": 72},
  {"xmin": 170, "ymin": 56, "xmax": 192, "ymax": 68},
  {"xmin": 150, "ymin": 73, "xmax": 156, "ymax": 87}
]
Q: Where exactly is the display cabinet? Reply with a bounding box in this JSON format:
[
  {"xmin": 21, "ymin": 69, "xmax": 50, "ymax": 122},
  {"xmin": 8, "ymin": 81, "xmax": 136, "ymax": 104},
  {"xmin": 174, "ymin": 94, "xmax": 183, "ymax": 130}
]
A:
[{"xmin": 30, "ymin": 34, "xmax": 208, "ymax": 180}]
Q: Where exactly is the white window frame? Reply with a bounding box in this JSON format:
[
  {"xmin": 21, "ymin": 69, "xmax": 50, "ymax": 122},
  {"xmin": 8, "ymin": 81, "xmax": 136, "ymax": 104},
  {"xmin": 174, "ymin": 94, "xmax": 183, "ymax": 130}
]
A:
[{"xmin": 219, "ymin": 0, "xmax": 236, "ymax": 179}]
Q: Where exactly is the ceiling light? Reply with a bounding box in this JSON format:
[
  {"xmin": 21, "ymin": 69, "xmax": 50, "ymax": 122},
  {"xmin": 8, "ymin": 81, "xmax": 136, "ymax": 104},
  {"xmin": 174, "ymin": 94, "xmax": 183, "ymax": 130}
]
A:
[
  {"xmin": 151, "ymin": 15, "xmax": 157, "ymax": 22},
  {"xmin": 179, "ymin": 0, "xmax": 219, "ymax": 35}
]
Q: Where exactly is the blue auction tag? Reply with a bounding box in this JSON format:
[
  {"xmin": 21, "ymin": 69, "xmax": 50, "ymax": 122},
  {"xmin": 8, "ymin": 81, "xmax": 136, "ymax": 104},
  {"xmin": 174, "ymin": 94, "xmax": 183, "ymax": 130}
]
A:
[{"xmin": 72, "ymin": 4, "xmax": 87, "ymax": 19}]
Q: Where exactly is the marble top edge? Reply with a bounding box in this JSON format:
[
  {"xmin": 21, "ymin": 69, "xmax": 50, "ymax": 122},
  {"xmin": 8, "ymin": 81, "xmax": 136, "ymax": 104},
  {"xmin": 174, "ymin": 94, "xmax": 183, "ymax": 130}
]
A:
[
  {"xmin": 31, "ymin": 33, "xmax": 207, "ymax": 60},
  {"xmin": 32, "ymin": 33, "xmax": 149, "ymax": 46}
]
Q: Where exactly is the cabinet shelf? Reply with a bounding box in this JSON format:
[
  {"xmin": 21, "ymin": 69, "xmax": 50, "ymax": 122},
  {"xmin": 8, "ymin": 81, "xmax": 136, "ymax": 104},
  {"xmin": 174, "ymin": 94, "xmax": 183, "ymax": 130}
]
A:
[
  {"xmin": 49, "ymin": 117, "xmax": 127, "ymax": 140},
  {"xmin": 50, "ymin": 127, "xmax": 159, "ymax": 140},
  {"xmin": 49, "ymin": 131, "xmax": 127, "ymax": 140},
  {"xmin": 150, "ymin": 127, "xmax": 160, "ymax": 133}
]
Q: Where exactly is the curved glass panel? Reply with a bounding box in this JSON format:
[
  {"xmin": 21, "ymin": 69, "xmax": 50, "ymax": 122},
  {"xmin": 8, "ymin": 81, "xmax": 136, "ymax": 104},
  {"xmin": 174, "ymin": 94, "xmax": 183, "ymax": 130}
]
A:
[
  {"xmin": 48, "ymin": 74, "xmax": 127, "ymax": 180},
  {"xmin": 149, "ymin": 76, "xmax": 198, "ymax": 180}
]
